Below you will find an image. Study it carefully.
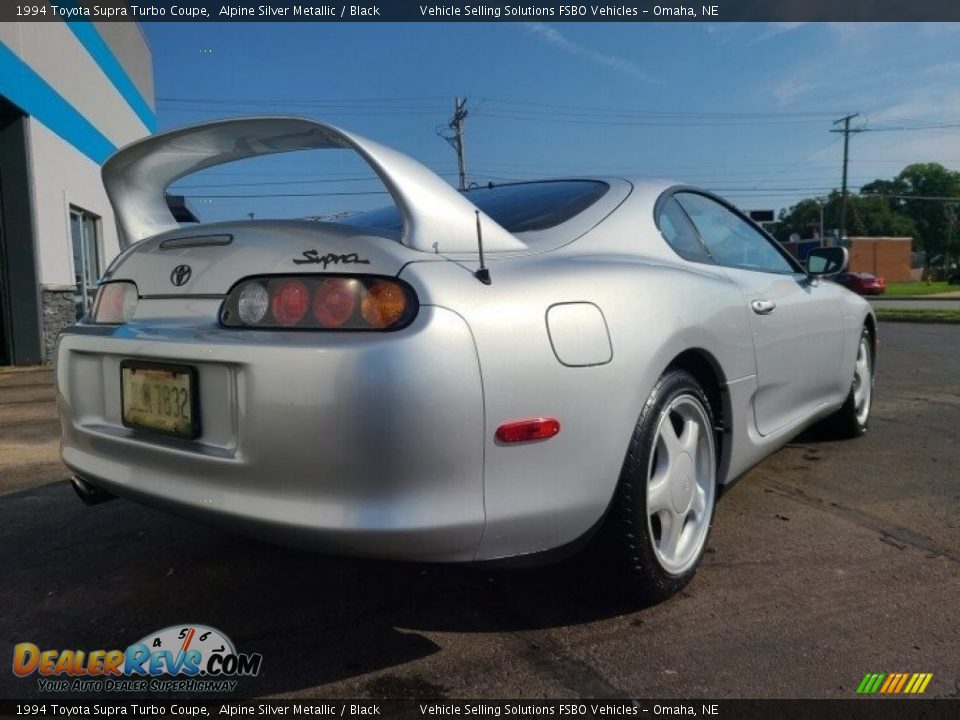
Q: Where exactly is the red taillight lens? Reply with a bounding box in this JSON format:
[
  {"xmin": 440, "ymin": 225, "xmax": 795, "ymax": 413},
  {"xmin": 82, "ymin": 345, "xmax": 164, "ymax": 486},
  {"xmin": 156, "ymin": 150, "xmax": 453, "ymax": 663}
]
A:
[
  {"xmin": 270, "ymin": 279, "xmax": 309, "ymax": 326},
  {"xmin": 313, "ymin": 278, "xmax": 360, "ymax": 328},
  {"xmin": 495, "ymin": 418, "xmax": 561, "ymax": 443},
  {"xmin": 221, "ymin": 275, "xmax": 417, "ymax": 331}
]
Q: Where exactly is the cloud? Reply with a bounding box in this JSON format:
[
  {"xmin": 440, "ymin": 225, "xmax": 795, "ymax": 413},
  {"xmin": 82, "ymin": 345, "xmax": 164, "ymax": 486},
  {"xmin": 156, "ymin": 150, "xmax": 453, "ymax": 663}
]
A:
[
  {"xmin": 825, "ymin": 22, "xmax": 886, "ymax": 44},
  {"xmin": 921, "ymin": 61, "xmax": 960, "ymax": 78},
  {"xmin": 522, "ymin": 23, "xmax": 658, "ymax": 84},
  {"xmin": 831, "ymin": 86, "xmax": 960, "ymax": 184},
  {"xmin": 772, "ymin": 76, "xmax": 818, "ymax": 105},
  {"xmin": 752, "ymin": 22, "xmax": 808, "ymax": 43}
]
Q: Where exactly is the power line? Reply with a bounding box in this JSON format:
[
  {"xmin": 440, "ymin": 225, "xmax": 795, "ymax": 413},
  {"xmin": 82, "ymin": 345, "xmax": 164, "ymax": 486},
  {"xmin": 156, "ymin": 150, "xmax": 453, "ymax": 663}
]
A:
[
  {"xmin": 477, "ymin": 97, "xmax": 841, "ymax": 118},
  {"xmin": 174, "ymin": 176, "xmax": 383, "ymax": 189},
  {"xmin": 185, "ymin": 191, "xmax": 389, "ymax": 198},
  {"xmin": 471, "ymin": 112, "xmax": 835, "ymax": 128},
  {"xmin": 156, "ymin": 95, "xmax": 450, "ymax": 105}
]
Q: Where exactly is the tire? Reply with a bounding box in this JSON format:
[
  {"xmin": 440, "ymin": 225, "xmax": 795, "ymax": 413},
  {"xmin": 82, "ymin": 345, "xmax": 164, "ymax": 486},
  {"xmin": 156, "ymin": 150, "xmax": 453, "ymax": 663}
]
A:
[
  {"xmin": 607, "ymin": 369, "xmax": 718, "ymax": 602},
  {"xmin": 825, "ymin": 327, "xmax": 874, "ymax": 439}
]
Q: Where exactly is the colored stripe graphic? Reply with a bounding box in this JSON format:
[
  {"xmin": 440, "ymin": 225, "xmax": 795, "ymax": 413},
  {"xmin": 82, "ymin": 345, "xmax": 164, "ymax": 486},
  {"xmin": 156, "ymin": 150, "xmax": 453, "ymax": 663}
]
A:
[
  {"xmin": 856, "ymin": 672, "xmax": 932, "ymax": 694},
  {"xmin": 57, "ymin": 0, "xmax": 157, "ymax": 131},
  {"xmin": 0, "ymin": 42, "xmax": 116, "ymax": 163}
]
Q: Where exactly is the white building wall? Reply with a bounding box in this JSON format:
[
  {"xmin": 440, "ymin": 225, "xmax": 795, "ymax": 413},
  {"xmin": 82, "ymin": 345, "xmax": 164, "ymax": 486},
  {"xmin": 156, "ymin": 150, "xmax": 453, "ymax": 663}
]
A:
[
  {"xmin": 3, "ymin": 22, "xmax": 152, "ymax": 289},
  {"xmin": 27, "ymin": 120, "xmax": 123, "ymax": 288},
  {"xmin": 0, "ymin": 19, "xmax": 153, "ymax": 362}
]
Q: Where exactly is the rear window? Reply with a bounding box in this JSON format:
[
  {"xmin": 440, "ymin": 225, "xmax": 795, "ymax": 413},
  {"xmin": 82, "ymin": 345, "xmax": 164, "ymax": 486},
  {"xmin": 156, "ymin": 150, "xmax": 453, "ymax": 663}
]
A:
[{"xmin": 349, "ymin": 180, "xmax": 609, "ymax": 234}]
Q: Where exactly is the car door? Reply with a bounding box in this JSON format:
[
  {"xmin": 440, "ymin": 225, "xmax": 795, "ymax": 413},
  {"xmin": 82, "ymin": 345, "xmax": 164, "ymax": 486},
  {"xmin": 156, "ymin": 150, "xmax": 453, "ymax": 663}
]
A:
[{"xmin": 674, "ymin": 192, "xmax": 846, "ymax": 436}]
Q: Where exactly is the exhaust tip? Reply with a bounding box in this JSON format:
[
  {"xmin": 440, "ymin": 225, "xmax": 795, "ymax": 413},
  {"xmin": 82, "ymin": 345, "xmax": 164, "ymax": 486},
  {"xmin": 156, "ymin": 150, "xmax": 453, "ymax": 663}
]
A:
[{"xmin": 71, "ymin": 476, "xmax": 116, "ymax": 506}]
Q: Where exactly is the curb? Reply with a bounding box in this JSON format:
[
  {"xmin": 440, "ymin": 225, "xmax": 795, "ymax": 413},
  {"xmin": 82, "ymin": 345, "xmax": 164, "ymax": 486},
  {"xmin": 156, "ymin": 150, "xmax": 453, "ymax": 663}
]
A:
[{"xmin": 871, "ymin": 295, "xmax": 960, "ymax": 302}]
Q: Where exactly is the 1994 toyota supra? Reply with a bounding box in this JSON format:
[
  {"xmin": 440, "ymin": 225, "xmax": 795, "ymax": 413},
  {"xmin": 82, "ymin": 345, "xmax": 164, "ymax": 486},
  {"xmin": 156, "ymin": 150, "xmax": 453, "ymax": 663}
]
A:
[{"xmin": 57, "ymin": 118, "xmax": 876, "ymax": 600}]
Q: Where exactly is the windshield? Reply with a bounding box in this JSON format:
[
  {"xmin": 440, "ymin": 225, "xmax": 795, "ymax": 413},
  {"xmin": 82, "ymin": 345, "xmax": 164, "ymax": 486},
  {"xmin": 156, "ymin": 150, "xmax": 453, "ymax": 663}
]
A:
[{"xmin": 348, "ymin": 180, "xmax": 610, "ymax": 235}]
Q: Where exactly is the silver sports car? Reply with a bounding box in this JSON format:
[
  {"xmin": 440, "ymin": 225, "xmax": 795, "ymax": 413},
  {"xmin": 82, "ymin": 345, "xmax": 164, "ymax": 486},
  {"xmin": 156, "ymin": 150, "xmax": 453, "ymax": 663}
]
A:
[{"xmin": 57, "ymin": 118, "xmax": 875, "ymax": 600}]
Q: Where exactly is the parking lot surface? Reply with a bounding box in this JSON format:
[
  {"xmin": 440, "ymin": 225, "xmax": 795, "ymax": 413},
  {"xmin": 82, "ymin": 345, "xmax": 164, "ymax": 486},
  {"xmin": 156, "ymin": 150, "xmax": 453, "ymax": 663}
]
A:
[{"xmin": 1, "ymin": 323, "xmax": 957, "ymax": 700}]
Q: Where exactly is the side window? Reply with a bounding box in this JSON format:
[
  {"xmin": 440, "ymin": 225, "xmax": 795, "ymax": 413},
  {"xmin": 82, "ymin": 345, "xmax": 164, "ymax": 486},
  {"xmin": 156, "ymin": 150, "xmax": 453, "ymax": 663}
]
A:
[
  {"xmin": 656, "ymin": 197, "xmax": 712, "ymax": 263},
  {"xmin": 70, "ymin": 207, "xmax": 101, "ymax": 319},
  {"xmin": 674, "ymin": 193, "xmax": 796, "ymax": 274}
]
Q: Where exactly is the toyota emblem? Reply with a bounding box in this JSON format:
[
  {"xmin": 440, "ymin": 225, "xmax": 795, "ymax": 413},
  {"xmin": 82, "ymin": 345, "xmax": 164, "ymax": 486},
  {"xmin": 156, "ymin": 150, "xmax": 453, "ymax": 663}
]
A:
[{"xmin": 170, "ymin": 264, "xmax": 192, "ymax": 287}]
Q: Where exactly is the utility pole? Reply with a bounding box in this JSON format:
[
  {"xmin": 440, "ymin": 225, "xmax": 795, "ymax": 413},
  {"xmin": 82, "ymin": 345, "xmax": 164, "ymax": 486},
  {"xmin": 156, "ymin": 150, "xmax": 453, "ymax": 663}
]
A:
[
  {"xmin": 830, "ymin": 113, "xmax": 864, "ymax": 241},
  {"xmin": 817, "ymin": 197, "xmax": 825, "ymax": 242},
  {"xmin": 450, "ymin": 97, "xmax": 468, "ymax": 191}
]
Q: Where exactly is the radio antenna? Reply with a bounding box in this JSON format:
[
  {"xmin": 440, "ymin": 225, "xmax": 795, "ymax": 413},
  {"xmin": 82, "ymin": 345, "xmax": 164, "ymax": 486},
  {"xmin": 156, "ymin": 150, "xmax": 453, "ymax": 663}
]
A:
[{"xmin": 474, "ymin": 210, "xmax": 491, "ymax": 285}]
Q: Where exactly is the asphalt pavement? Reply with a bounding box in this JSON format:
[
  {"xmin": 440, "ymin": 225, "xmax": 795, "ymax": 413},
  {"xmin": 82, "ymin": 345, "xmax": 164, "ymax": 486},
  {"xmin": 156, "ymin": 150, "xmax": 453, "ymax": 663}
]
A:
[{"xmin": 1, "ymin": 322, "xmax": 958, "ymax": 700}]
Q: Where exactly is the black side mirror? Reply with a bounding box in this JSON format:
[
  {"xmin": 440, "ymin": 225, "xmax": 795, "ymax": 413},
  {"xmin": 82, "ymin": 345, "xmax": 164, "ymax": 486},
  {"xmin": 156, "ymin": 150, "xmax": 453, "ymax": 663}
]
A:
[{"xmin": 806, "ymin": 246, "xmax": 848, "ymax": 276}]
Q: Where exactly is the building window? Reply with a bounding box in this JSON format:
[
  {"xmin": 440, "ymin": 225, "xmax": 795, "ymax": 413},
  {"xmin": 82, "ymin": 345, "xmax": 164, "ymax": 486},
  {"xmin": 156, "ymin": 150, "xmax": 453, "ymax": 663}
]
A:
[{"xmin": 70, "ymin": 207, "xmax": 101, "ymax": 319}]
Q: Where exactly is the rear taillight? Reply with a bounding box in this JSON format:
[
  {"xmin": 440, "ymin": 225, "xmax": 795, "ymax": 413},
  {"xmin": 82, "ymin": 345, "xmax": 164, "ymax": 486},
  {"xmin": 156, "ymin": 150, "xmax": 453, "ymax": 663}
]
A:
[
  {"xmin": 90, "ymin": 282, "xmax": 138, "ymax": 324},
  {"xmin": 313, "ymin": 277, "xmax": 360, "ymax": 328},
  {"xmin": 221, "ymin": 276, "xmax": 417, "ymax": 331},
  {"xmin": 270, "ymin": 279, "xmax": 310, "ymax": 326}
]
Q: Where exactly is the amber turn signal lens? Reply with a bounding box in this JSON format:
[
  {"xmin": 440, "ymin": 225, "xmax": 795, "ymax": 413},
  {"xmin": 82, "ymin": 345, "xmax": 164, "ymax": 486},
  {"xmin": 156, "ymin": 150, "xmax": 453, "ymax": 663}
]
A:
[{"xmin": 361, "ymin": 281, "xmax": 408, "ymax": 329}]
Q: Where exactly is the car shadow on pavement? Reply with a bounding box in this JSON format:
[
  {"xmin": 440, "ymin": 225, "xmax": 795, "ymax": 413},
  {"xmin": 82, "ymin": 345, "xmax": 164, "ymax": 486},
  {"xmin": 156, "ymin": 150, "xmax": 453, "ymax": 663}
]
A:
[{"xmin": 0, "ymin": 481, "xmax": 649, "ymax": 698}]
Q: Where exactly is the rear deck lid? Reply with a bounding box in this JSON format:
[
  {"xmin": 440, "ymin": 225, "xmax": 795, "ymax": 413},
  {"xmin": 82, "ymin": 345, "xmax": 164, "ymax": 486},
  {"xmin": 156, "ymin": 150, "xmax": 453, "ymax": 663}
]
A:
[{"xmin": 106, "ymin": 220, "xmax": 417, "ymax": 297}]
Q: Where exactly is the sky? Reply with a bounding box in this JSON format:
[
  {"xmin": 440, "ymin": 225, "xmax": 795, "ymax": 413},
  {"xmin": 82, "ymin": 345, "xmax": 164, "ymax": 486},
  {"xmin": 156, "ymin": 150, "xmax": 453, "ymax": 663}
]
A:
[{"xmin": 143, "ymin": 21, "xmax": 960, "ymax": 224}]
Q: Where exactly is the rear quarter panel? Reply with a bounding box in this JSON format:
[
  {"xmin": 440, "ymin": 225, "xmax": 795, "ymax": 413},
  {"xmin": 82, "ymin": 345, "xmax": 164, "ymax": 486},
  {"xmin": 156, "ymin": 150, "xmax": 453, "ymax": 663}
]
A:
[{"xmin": 401, "ymin": 250, "xmax": 756, "ymax": 560}]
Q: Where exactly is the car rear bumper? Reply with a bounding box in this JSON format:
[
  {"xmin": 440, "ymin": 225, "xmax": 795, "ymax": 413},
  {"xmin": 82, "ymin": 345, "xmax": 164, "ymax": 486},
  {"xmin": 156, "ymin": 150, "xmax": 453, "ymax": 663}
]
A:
[{"xmin": 56, "ymin": 303, "xmax": 485, "ymax": 561}]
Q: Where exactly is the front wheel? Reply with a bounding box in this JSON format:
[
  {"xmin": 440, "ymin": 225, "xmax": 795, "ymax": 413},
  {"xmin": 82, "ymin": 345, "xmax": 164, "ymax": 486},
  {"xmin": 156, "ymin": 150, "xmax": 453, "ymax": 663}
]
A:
[
  {"xmin": 824, "ymin": 327, "xmax": 874, "ymax": 438},
  {"xmin": 608, "ymin": 369, "xmax": 718, "ymax": 602}
]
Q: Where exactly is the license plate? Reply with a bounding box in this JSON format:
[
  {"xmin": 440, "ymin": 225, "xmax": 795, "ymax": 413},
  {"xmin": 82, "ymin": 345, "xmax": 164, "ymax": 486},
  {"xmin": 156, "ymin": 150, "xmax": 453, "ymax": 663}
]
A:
[{"xmin": 121, "ymin": 361, "xmax": 199, "ymax": 439}]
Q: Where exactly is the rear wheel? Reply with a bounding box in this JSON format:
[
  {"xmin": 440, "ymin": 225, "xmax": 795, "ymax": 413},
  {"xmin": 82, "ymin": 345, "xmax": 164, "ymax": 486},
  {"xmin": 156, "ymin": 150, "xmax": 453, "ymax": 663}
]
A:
[
  {"xmin": 825, "ymin": 327, "xmax": 874, "ymax": 438},
  {"xmin": 609, "ymin": 369, "xmax": 717, "ymax": 601}
]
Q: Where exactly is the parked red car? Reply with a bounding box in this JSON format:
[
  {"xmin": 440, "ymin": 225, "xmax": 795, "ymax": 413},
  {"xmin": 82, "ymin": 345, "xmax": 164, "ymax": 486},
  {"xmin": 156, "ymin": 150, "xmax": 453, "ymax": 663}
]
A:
[{"xmin": 831, "ymin": 272, "xmax": 887, "ymax": 295}]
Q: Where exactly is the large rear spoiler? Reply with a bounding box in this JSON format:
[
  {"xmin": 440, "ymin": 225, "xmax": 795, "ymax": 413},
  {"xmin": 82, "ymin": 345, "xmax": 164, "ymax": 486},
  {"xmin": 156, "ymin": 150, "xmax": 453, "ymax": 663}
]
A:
[{"xmin": 102, "ymin": 117, "xmax": 526, "ymax": 254}]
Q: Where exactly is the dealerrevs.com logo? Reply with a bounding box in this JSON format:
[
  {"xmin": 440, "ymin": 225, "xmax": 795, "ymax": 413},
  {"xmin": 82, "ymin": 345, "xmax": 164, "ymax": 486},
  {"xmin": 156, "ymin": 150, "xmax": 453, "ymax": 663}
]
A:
[{"xmin": 13, "ymin": 625, "xmax": 262, "ymax": 693}]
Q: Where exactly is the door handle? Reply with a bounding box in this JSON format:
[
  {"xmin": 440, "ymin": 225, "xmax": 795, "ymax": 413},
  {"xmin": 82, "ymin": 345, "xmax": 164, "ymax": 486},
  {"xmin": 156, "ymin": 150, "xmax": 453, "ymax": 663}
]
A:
[{"xmin": 751, "ymin": 299, "xmax": 777, "ymax": 315}]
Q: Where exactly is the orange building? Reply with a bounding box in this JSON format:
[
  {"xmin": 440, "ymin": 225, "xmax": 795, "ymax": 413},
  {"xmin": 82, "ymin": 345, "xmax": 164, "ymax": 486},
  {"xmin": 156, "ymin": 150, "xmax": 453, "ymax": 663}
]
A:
[{"xmin": 846, "ymin": 237, "xmax": 913, "ymax": 282}]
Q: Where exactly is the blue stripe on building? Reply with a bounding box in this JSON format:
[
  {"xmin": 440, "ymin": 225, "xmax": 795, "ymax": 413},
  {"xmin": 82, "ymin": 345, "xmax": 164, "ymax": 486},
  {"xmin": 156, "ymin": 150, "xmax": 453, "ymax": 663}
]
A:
[
  {"xmin": 60, "ymin": 11, "xmax": 157, "ymax": 132},
  {"xmin": 0, "ymin": 42, "xmax": 116, "ymax": 164}
]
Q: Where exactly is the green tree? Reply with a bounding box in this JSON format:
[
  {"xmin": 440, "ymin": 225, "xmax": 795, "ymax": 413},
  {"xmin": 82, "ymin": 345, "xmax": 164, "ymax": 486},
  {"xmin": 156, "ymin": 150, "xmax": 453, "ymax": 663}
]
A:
[
  {"xmin": 897, "ymin": 163, "xmax": 960, "ymax": 265},
  {"xmin": 846, "ymin": 195, "xmax": 915, "ymax": 238},
  {"xmin": 863, "ymin": 163, "xmax": 960, "ymax": 267},
  {"xmin": 775, "ymin": 192, "xmax": 847, "ymax": 241},
  {"xmin": 775, "ymin": 190, "xmax": 914, "ymax": 242},
  {"xmin": 775, "ymin": 163, "xmax": 959, "ymax": 272}
]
